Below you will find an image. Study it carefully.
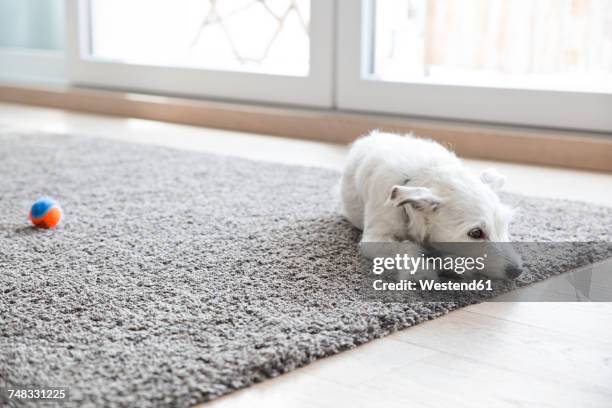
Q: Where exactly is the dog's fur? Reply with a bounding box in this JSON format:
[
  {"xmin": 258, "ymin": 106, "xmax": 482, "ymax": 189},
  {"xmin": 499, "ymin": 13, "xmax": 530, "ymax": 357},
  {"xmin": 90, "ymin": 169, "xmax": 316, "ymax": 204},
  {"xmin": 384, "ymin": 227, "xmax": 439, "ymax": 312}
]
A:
[{"xmin": 341, "ymin": 131, "xmax": 522, "ymax": 280}]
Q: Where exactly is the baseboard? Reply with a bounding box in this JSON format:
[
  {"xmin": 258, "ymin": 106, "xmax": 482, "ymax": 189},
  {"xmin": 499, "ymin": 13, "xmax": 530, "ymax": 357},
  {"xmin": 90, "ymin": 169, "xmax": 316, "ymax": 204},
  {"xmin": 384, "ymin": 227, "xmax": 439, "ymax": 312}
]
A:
[{"xmin": 1, "ymin": 82, "xmax": 611, "ymax": 172}]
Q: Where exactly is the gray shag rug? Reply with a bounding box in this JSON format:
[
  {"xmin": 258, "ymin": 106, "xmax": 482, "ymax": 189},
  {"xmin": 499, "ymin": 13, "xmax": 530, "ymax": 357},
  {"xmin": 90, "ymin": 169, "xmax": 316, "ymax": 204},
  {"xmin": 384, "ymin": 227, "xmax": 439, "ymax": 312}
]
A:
[{"xmin": 1, "ymin": 132, "xmax": 611, "ymax": 407}]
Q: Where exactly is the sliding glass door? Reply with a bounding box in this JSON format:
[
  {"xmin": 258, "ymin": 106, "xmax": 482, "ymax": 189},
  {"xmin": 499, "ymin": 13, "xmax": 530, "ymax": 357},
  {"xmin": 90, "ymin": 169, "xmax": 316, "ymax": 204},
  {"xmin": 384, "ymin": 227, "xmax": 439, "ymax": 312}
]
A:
[
  {"xmin": 336, "ymin": 0, "xmax": 612, "ymax": 131},
  {"xmin": 2, "ymin": 0, "xmax": 611, "ymax": 131},
  {"xmin": 65, "ymin": 0, "xmax": 334, "ymax": 106}
]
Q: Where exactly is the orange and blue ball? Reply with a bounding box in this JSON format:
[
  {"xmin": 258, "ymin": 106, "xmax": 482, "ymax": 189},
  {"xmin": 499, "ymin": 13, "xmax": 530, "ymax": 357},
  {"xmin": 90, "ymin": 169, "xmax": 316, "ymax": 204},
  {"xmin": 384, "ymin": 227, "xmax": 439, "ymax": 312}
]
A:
[{"xmin": 29, "ymin": 197, "xmax": 63, "ymax": 229}]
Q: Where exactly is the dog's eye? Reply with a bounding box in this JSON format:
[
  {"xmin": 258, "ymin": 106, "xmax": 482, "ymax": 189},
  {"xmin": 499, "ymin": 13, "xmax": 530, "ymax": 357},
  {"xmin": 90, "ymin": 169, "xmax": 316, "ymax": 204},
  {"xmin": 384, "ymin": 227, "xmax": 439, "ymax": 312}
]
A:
[{"xmin": 468, "ymin": 228, "xmax": 485, "ymax": 240}]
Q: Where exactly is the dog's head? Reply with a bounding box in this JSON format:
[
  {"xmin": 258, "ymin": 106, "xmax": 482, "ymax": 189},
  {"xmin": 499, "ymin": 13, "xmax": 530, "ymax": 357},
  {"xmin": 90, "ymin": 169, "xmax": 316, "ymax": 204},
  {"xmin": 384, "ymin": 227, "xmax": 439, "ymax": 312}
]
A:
[{"xmin": 386, "ymin": 167, "xmax": 522, "ymax": 279}]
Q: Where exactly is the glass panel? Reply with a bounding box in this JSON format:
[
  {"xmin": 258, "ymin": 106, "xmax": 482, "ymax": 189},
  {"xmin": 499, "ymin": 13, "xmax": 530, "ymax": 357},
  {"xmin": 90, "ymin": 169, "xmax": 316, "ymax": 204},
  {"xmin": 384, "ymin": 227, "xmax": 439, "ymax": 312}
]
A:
[
  {"xmin": 372, "ymin": 0, "xmax": 612, "ymax": 92},
  {"xmin": 88, "ymin": 0, "xmax": 310, "ymax": 76},
  {"xmin": 0, "ymin": 0, "xmax": 64, "ymax": 50}
]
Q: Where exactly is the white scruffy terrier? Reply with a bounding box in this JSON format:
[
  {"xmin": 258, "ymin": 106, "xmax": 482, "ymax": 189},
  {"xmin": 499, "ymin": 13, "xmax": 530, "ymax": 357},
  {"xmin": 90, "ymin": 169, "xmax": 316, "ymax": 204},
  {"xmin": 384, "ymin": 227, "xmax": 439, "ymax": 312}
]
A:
[{"xmin": 341, "ymin": 131, "xmax": 522, "ymax": 280}]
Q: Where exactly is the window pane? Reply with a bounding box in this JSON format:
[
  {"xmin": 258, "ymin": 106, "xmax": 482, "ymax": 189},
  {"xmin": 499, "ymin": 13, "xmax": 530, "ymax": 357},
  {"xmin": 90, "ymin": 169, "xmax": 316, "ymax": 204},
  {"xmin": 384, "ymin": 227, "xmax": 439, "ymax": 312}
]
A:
[
  {"xmin": 373, "ymin": 0, "xmax": 612, "ymax": 92},
  {"xmin": 0, "ymin": 0, "xmax": 64, "ymax": 50},
  {"xmin": 88, "ymin": 0, "xmax": 310, "ymax": 76}
]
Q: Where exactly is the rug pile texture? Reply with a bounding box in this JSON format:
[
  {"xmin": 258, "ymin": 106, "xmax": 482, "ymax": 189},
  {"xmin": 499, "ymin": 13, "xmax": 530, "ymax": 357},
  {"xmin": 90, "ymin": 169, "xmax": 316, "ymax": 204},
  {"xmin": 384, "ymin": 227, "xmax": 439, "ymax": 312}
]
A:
[{"xmin": 0, "ymin": 132, "xmax": 610, "ymax": 407}]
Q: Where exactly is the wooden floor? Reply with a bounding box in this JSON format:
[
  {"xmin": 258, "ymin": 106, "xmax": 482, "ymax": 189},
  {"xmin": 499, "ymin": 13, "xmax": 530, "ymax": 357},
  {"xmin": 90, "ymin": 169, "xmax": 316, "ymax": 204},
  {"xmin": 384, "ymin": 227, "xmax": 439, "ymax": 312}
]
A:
[{"xmin": 1, "ymin": 103, "xmax": 611, "ymax": 408}]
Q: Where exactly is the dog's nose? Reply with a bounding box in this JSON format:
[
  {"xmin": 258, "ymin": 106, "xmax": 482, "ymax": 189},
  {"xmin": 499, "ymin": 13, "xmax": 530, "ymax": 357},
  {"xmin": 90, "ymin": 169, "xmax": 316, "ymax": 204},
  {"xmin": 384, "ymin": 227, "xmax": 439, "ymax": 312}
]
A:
[{"xmin": 505, "ymin": 264, "xmax": 522, "ymax": 279}]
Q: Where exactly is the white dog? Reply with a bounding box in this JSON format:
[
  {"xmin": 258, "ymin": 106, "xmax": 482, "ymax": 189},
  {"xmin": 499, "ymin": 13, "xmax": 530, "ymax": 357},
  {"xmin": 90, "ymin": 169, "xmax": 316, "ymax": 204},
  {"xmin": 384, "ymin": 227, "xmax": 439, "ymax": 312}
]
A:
[{"xmin": 341, "ymin": 131, "xmax": 522, "ymax": 280}]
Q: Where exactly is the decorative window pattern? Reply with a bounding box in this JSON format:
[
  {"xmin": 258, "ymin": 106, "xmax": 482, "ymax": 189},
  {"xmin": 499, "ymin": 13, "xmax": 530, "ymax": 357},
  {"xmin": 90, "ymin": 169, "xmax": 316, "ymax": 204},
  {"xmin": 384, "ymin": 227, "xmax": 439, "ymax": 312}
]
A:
[{"xmin": 89, "ymin": 0, "xmax": 310, "ymax": 76}]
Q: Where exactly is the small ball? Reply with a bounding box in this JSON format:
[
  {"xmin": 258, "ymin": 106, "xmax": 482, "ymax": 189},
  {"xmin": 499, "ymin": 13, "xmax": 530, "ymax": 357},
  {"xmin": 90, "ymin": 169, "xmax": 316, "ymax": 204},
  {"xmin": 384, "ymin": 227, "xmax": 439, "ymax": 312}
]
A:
[{"xmin": 29, "ymin": 197, "xmax": 63, "ymax": 229}]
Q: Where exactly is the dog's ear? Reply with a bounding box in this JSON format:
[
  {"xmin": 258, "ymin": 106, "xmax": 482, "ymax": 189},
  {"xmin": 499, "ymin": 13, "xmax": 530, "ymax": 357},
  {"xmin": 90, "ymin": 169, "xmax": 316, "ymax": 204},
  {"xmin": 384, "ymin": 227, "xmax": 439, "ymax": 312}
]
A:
[
  {"xmin": 386, "ymin": 186, "xmax": 442, "ymax": 212},
  {"xmin": 480, "ymin": 168, "xmax": 506, "ymax": 191}
]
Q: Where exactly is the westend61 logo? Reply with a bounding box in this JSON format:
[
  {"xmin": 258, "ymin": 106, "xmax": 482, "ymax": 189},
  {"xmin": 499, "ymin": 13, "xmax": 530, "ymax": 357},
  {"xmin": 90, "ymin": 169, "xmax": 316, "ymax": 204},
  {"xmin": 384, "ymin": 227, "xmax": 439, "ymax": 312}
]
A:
[{"xmin": 372, "ymin": 253, "xmax": 487, "ymax": 275}]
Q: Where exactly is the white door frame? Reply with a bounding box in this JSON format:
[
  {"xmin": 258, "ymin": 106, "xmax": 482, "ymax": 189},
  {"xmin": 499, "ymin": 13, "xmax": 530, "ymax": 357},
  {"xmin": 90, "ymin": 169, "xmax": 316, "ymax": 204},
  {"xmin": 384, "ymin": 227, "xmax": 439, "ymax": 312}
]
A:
[
  {"xmin": 65, "ymin": 0, "xmax": 335, "ymax": 108},
  {"xmin": 336, "ymin": 0, "xmax": 612, "ymax": 132}
]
